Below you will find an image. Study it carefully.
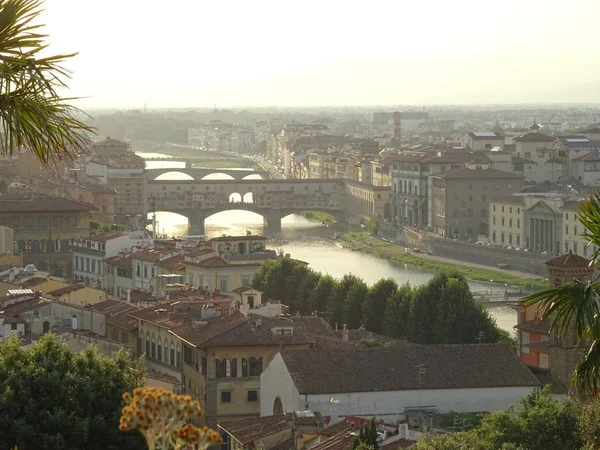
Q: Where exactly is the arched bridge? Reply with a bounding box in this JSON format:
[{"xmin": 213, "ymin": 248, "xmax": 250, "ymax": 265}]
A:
[
  {"xmin": 144, "ymin": 167, "xmax": 270, "ymax": 181},
  {"xmin": 145, "ymin": 178, "xmax": 390, "ymax": 234}
]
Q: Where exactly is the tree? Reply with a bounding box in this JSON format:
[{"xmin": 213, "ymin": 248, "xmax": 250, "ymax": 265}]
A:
[
  {"xmin": 352, "ymin": 420, "xmax": 379, "ymax": 450},
  {"xmin": 0, "ymin": 334, "xmax": 146, "ymax": 450},
  {"xmin": 309, "ymin": 275, "xmax": 337, "ymax": 313},
  {"xmin": 0, "ymin": 0, "xmax": 92, "ymax": 164},
  {"xmin": 295, "ymin": 270, "xmax": 321, "ymax": 315},
  {"xmin": 344, "ymin": 279, "xmax": 369, "ymax": 329},
  {"xmin": 412, "ymin": 387, "xmax": 582, "ymax": 450},
  {"xmin": 327, "ymin": 274, "xmax": 363, "ymax": 328},
  {"xmin": 362, "ymin": 278, "xmax": 398, "ymax": 333},
  {"xmin": 382, "ymin": 283, "xmax": 413, "ymax": 338},
  {"xmin": 252, "ymin": 257, "xmax": 310, "ymax": 311},
  {"xmin": 525, "ymin": 194, "xmax": 600, "ymax": 396}
]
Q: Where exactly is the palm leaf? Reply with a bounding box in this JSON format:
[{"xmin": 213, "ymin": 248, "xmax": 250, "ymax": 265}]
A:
[
  {"xmin": 0, "ymin": 0, "xmax": 95, "ymax": 163},
  {"xmin": 578, "ymin": 193, "xmax": 600, "ymax": 263},
  {"xmin": 573, "ymin": 340, "xmax": 600, "ymax": 396}
]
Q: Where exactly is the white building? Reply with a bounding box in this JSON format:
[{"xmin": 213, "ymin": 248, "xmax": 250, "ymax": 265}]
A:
[
  {"xmin": 131, "ymin": 247, "xmax": 181, "ymax": 292},
  {"xmin": 461, "ymin": 132, "xmax": 505, "ymax": 151},
  {"xmin": 71, "ymin": 230, "xmax": 150, "ymax": 289},
  {"xmin": 260, "ymin": 346, "xmax": 540, "ymax": 420},
  {"xmin": 514, "ymin": 130, "xmax": 556, "ymax": 183}
]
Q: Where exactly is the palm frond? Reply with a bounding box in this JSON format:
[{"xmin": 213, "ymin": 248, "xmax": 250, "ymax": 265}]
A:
[
  {"xmin": 573, "ymin": 340, "xmax": 600, "ymax": 397},
  {"xmin": 578, "ymin": 193, "xmax": 600, "ymax": 263},
  {"xmin": 0, "ymin": 0, "xmax": 95, "ymax": 163},
  {"xmin": 524, "ymin": 280, "xmax": 600, "ymax": 341}
]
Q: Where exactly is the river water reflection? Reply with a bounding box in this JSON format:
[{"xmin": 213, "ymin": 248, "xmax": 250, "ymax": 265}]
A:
[{"xmin": 140, "ymin": 152, "xmax": 517, "ymax": 334}]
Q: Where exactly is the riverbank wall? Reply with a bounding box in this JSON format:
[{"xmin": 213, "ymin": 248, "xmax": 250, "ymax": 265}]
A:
[{"xmin": 385, "ymin": 227, "xmax": 551, "ymax": 276}]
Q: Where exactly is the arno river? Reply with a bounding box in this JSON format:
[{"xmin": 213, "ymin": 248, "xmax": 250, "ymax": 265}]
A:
[{"xmin": 141, "ymin": 153, "xmax": 518, "ymax": 334}]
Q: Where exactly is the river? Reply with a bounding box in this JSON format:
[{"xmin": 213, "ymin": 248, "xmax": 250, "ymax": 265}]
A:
[{"xmin": 140, "ymin": 152, "xmax": 518, "ymax": 334}]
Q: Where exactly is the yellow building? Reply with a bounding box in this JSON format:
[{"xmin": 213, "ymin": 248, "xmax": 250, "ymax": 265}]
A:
[
  {"xmin": 173, "ymin": 312, "xmax": 317, "ymax": 427},
  {"xmin": 489, "ymin": 195, "xmax": 525, "ymax": 247},
  {"xmin": 184, "ymin": 247, "xmax": 263, "ymax": 293},
  {"xmin": 46, "ymin": 284, "xmax": 106, "ymax": 306},
  {"xmin": 0, "ymin": 277, "xmax": 68, "ymax": 297},
  {"xmin": 561, "ymin": 200, "xmax": 591, "ymax": 257},
  {"xmin": 0, "ymin": 194, "xmax": 96, "ymax": 276}
]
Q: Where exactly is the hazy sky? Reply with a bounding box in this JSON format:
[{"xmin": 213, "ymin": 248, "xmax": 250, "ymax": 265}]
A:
[{"xmin": 42, "ymin": 0, "xmax": 600, "ymax": 108}]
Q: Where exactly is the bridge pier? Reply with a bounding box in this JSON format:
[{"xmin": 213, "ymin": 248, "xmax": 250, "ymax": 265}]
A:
[
  {"xmin": 188, "ymin": 209, "xmax": 205, "ymax": 237},
  {"xmin": 263, "ymin": 211, "xmax": 282, "ymax": 234},
  {"xmin": 185, "ymin": 161, "xmax": 193, "ymax": 169}
]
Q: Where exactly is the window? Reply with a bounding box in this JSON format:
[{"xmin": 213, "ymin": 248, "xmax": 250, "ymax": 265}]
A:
[
  {"xmin": 540, "ymin": 353, "xmax": 549, "ymax": 369},
  {"xmin": 67, "ymin": 216, "xmax": 77, "ymax": 228},
  {"xmin": 517, "ymin": 219, "xmax": 520, "ymax": 228},
  {"xmin": 151, "ymin": 341, "xmax": 156, "ymax": 359},
  {"xmin": 75, "ymin": 256, "xmax": 79, "ymax": 271},
  {"xmin": 23, "ymin": 217, "xmax": 33, "ymax": 229},
  {"xmin": 468, "ymin": 195, "xmax": 473, "ymax": 202},
  {"xmin": 509, "ymin": 234, "xmax": 513, "ymax": 245},
  {"xmin": 493, "ymin": 216, "xmax": 496, "ymax": 225},
  {"xmin": 11, "ymin": 323, "xmax": 17, "ymax": 331},
  {"xmin": 565, "ymin": 225, "xmax": 569, "ymax": 235},
  {"xmin": 219, "ymin": 278, "xmax": 228, "ymax": 292},
  {"xmin": 501, "ymin": 206, "xmax": 504, "ymax": 213},
  {"xmin": 242, "ymin": 358, "xmax": 248, "ymax": 377},
  {"xmin": 170, "ymin": 347, "xmax": 175, "ymax": 366},
  {"xmin": 202, "ymin": 357, "xmax": 207, "ymax": 375},
  {"xmin": 501, "ymin": 232, "xmax": 505, "ymax": 243},
  {"xmin": 157, "ymin": 341, "xmax": 162, "ymax": 361},
  {"xmin": 493, "ymin": 205, "xmax": 496, "ymax": 212},
  {"xmin": 221, "ymin": 391, "xmax": 232, "ymax": 403},
  {"xmin": 225, "ymin": 359, "xmax": 231, "ymax": 377},
  {"xmin": 492, "ymin": 232, "xmax": 496, "ymax": 243},
  {"xmin": 39, "ymin": 217, "xmax": 48, "ymax": 228},
  {"xmin": 136, "ymin": 264, "xmax": 141, "ymax": 277},
  {"xmin": 249, "ymin": 357, "xmax": 263, "ymax": 376},
  {"xmin": 501, "ymin": 218, "xmax": 505, "ymax": 226},
  {"xmin": 145, "ymin": 339, "xmax": 150, "ymax": 355},
  {"xmin": 574, "ymin": 226, "xmax": 578, "ymax": 236},
  {"xmin": 91, "ymin": 259, "xmax": 96, "ymax": 273},
  {"xmin": 565, "ymin": 213, "xmax": 569, "ymax": 220},
  {"xmin": 509, "ymin": 218, "xmax": 512, "ymax": 228},
  {"xmin": 247, "ymin": 390, "xmax": 258, "ymax": 402},
  {"xmin": 144, "ymin": 265, "xmax": 148, "ymax": 278},
  {"xmin": 509, "ymin": 207, "xmax": 512, "ymax": 214},
  {"xmin": 584, "ymin": 245, "xmax": 588, "ymax": 257},
  {"xmin": 522, "ymin": 331, "xmax": 530, "ymax": 354},
  {"xmin": 517, "ymin": 235, "xmax": 520, "ymax": 246}
]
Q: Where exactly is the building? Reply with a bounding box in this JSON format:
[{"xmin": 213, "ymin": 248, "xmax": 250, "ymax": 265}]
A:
[
  {"xmin": 89, "ymin": 138, "xmax": 146, "ymax": 224},
  {"xmin": 131, "ymin": 247, "xmax": 181, "ymax": 293},
  {"xmin": 514, "ymin": 129, "xmax": 557, "ymax": 183},
  {"xmin": 66, "ymin": 183, "xmax": 117, "ymax": 225},
  {"xmin": 46, "ymin": 284, "xmax": 106, "ymax": 306},
  {"xmin": 104, "ymin": 250, "xmax": 136, "ymax": 299},
  {"xmin": 488, "ymin": 196, "xmax": 524, "ymax": 248},
  {"xmin": 92, "ymin": 298, "xmax": 140, "ymax": 355},
  {"xmin": 461, "ymin": 132, "xmax": 504, "ymax": 151},
  {"xmin": 171, "ymin": 313, "xmax": 326, "ymax": 426},
  {"xmin": 515, "ymin": 252, "xmax": 594, "ymax": 392},
  {"xmin": 0, "ymin": 194, "xmax": 96, "ymax": 276},
  {"xmin": 71, "ymin": 231, "xmax": 150, "ymax": 288},
  {"xmin": 260, "ymin": 346, "xmax": 540, "ymax": 421},
  {"xmin": 429, "ymin": 163, "xmax": 522, "ymax": 238}
]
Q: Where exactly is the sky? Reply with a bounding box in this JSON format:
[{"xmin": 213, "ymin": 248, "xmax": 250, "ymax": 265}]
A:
[{"xmin": 41, "ymin": 0, "xmax": 600, "ymax": 109}]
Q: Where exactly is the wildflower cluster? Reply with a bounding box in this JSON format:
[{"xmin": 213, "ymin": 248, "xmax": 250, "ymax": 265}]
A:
[{"xmin": 119, "ymin": 386, "xmax": 222, "ymax": 450}]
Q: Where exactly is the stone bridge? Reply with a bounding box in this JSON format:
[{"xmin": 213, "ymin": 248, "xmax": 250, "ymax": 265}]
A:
[
  {"xmin": 144, "ymin": 167, "xmax": 270, "ymax": 181},
  {"xmin": 145, "ymin": 178, "xmax": 391, "ymax": 234}
]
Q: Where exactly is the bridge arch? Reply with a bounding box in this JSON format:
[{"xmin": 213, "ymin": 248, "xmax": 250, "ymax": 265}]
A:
[
  {"xmin": 154, "ymin": 171, "xmax": 194, "ymax": 181},
  {"xmin": 201, "ymin": 173, "xmax": 235, "ymax": 180},
  {"xmin": 242, "ymin": 173, "xmax": 263, "ymax": 180}
]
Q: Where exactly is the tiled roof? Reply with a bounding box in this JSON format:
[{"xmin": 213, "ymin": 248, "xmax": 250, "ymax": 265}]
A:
[
  {"xmin": 156, "ymin": 254, "xmax": 185, "ymax": 271},
  {"xmin": 490, "ymin": 195, "xmax": 525, "ymax": 205},
  {"xmin": 0, "ymin": 297, "xmax": 50, "ymax": 320},
  {"xmin": 232, "ymin": 286, "xmax": 254, "ymax": 294},
  {"xmin": 185, "ymin": 256, "xmax": 230, "ymax": 268},
  {"xmin": 291, "ymin": 316, "xmax": 338, "ymax": 339},
  {"xmin": 334, "ymin": 329, "xmax": 411, "ymax": 347},
  {"xmin": 147, "ymin": 370, "xmax": 181, "ymax": 385},
  {"xmin": 320, "ymin": 420, "xmax": 352, "ymax": 437},
  {"xmin": 268, "ymin": 437, "xmax": 295, "ymax": 450},
  {"xmin": 514, "ymin": 319, "xmax": 550, "ymax": 334},
  {"xmin": 528, "ymin": 367, "xmax": 568, "ymax": 395},
  {"xmin": 423, "ymin": 152, "xmax": 491, "ymax": 164},
  {"xmin": 512, "ymin": 156, "xmax": 537, "ymax": 164},
  {"xmin": 47, "ymin": 284, "xmax": 85, "ymax": 296},
  {"xmin": 309, "ymin": 429, "xmax": 353, "ymax": 450},
  {"xmin": 92, "ymin": 299, "xmax": 140, "ymax": 331},
  {"xmin": 210, "ymin": 235, "xmax": 268, "ymax": 242},
  {"xmin": 279, "ymin": 345, "xmax": 540, "ymax": 394},
  {"xmin": 18, "ymin": 277, "xmax": 49, "ymax": 289},
  {"xmin": 433, "ymin": 167, "xmax": 523, "ymax": 180},
  {"xmin": 173, "ymin": 314, "xmax": 316, "ymax": 348},
  {"xmin": 133, "ymin": 247, "xmax": 178, "ymax": 263},
  {"xmin": 515, "ymin": 132, "xmax": 555, "ymax": 143},
  {"xmin": 572, "ymin": 151, "xmax": 600, "ymax": 162},
  {"xmin": 0, "ymin": 195, "xmax": 97, "ymax": 212},
  {"xmin": 546, "ymin": 251, "xmax": 591, "ymax": 268},
  {"xmin": 561, "ymin": 200, "xmax": 584, "ymax": 212},
  {"xmin": 186, "ymin": 247, "xmax": 215, "ymax": 257},
  {"xmin": 105, "ymin": 253, "xmax": 134, "ymax": 269},
  {"xmin": 218, "ymin": 415, "xmax": 291, "ymax": 446}
]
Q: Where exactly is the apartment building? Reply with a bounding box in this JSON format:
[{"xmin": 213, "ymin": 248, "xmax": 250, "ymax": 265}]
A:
[
  {"xmin": 488, "ymin": 196, "xmax": 524, "ymax": 247},
  {"xmin": 429, "ymin": 163, "xmax": 522, "ymax": 238}
]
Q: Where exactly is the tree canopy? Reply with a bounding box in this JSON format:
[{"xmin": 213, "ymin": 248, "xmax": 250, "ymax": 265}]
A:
[
  {"xmin": 412, "ymin": 388, "xmax": 596, "ymax": 450},
  {"xmin": 252, "ymin": 258, "xmax": 508, "ymax": 345},
  {"xmin": 0, "ymin": 0, "xmax": 93, "ymax": 163},
  {"xmin": 352, "ymin": 420, "xmax": 380, "ymax": 450},
  {"xmin": 0, "ymin": 335, "xmax": 146, "ymax": 450}
]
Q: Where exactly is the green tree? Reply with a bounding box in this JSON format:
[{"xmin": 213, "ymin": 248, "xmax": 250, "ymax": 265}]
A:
[
  {"xmin": 309, "ymin": 275, "xmax": 337, "ymax": 313},
  {"xmin": 327, "ymin": 274, "xmax": 363, "ymax": 328},
  {"xmin": 252, "ymin": 257, "xmax": 310, "ymax": 311},
  {"xmin": 0, "ymin": 0, "xmax": 92, "ymax": 164},
  {"xmin": 525, "ymin": 194, "xmax": 600, "ymax": 396},
  {"xmin": 0, "ymin": 334, "xmax": 146, "ymax": 450},
  {"xmin": 295, "ymin": 270, "xmax": 321, "ymax": 315},
  {"xmin": 382, "ymin": 283, "xmax": 413, "ymax": 338},
  {"xmin": 344, "ymin": 278, "xmax": 369, "ymax": 329},
  {"xmin": 362, "ymin": 278, "xmax": 398, "ymax": 333},
  {"xmin": 352, "ymin": 420, "xmax": 379, "ymax": 450}
]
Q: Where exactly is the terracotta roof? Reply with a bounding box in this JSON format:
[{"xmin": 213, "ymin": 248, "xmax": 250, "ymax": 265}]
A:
[
  {"xmin": 186, "ymin": 247, "xmax": 215, "ymax": 257},
  {"xmin": 572, "ymin": 151, "xmax": 600, "ymax": 162},
  {"xmin": 320, "ymin": 421, "xmax": 352, "ymax": 437},
  {"xmin": 210, "ymin": 235, "xmax": 268, "ymax": 242},
  {"xmin": 268, "ymin": 437, "xmax": 295, "ymax": 450},
  {"xmin": 147, "ymin": 370, "xmax": 181, "ymax": 385},
  {"xmin": 105, "ymin": 253, "xmax": 134, "ymax": 269},
  {"xmin": 0, "ymin": 297, "xmax": 50, "ymax": 320},
  {"xmin": 129, "ymin": 301, "xmax": 211, "ymax": 330},
  {"xmin": 185, "ymin": 256, "xmax": 230, "ymax": 268},
  {"xmin": 546, "ymin": 251, "xmax": 591, "ymax": 268},
  {"xmin": 0, "ymin": 195, "xmax": 97, "ymax": 212},
  {"xmin": 382, "ymin": 439, "xmax": 415, "ymax": 450},
  {"xmin": 528, "ymin": 367, "xmax": 568, "ymax": 395},
  {"xmin": 92, "ymin": 299, "xmax": 140, "ymax": 331},
  {"xmin": 47, "ymin": 284, "xmax": 85, "ymax": 296},
  {"xmin": 490, "ymin": 195, "xmax": 525, "ymax": 205},
  {"xmin": 423, "ymin": 152, "xmax": 491, "ymax": 164},
  {"xmin": 94, "ymin": 137, "xmax": 129, "ymax": 147},
  {"xmin": 291, "ymin": 316, "xmax": 338, "ymax": 339},
  {"xmin": 173, "ymin": 314, "xmax": 317, "ymax": 348},
  {"xmin": 218, "ymin": 415, "xmax": 291, "ymax": 446},
  {"xmin": 18, "ymin": 277, "xmax": 49, "ymax": 288},
  {"xmin": 334, "ymin": 329, "xmax": 411, "ymax": 347},
  {"xmin": 512, "ymin": 156, "xmax": 537, "ymax": 164},
  {"xmin": 561, "ymin": 200, "xmax": 584, "ymax": 212},
  {"xmin": 232, "ymin": 286, "xmax": 255, "ymax": 294},
  {"xmin": 433, "ymin": 167, "xmax": 523, "ymax": 180},
  {"xmin": 133, "ymin": 247, "xmax": 179, "ymax": 263},
  {"xmin": 156, "ymin": 254, "xmax": 185, "ymax": 271},
  {"xmin": 515, "ymin": 132, "xmax": 555, "ymax": 143},
  {"xmin": 278, "ymin": 345, "xmax": 540, "ymax": 394},
  {"xmin": 309, "ymin": 429, "xmax": 353, "ymax": 450},
  {"xmin": 514, "ymin": 319, "xmax": 550, "ymax": 334}
]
